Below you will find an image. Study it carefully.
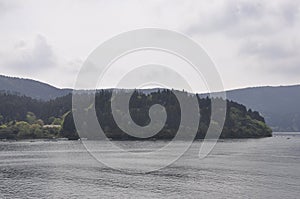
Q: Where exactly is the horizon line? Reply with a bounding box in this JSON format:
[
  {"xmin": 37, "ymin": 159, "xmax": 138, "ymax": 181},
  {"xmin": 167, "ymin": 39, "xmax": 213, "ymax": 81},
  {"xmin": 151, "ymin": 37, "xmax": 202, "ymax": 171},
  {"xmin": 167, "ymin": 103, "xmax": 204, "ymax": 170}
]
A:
[{"xmin": 1, "ymin": 73, "xmax": 300, "ymax": 93}]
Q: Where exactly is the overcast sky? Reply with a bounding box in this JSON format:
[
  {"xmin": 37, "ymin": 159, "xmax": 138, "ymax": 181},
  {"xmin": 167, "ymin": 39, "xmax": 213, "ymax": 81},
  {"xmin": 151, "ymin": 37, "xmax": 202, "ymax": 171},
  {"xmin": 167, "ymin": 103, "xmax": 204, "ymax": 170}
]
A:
[{"xmin": 0, "ymin": 0, "xmax": 299, "ymax": 91}]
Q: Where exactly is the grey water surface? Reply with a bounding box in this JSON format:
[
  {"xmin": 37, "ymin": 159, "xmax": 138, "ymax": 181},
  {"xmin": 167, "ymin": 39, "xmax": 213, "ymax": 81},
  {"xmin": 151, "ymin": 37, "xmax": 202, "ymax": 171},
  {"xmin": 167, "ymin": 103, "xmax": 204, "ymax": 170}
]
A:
[{"xmin": 1, "ymin": 133, "xmax": 300, "ymax": 198}]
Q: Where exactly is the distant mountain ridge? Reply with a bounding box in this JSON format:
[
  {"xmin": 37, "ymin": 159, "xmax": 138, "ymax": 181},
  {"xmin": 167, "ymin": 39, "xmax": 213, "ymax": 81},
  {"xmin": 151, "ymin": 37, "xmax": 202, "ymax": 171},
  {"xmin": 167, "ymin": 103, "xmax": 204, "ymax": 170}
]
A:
[
  {"xmin": 1, "ymin": 74, "xmax": 299, "ymax": 131},
  {"xmin": 0, "ymin": 75, "xmax": 71, "ymax": 101},
  {"xmin": 226, "ymin": 85, "xmax": 300, "ymax": 132}
]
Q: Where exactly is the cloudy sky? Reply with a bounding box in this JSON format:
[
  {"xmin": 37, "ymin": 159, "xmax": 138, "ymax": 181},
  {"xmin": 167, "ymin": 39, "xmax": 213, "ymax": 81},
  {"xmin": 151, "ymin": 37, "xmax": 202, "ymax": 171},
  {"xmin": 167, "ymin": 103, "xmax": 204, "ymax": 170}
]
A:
[{"xmin": 0, "ymin": 0, "xmax": 299, "ymax": 91}]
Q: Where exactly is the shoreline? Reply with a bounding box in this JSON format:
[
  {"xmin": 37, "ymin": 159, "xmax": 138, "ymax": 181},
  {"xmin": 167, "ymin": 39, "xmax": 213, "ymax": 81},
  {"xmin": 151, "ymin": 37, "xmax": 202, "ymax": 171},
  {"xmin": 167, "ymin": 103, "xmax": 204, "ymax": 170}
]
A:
[{"xmin": 0, "ymin": 135, "xmax": 278, "ymax": 142}]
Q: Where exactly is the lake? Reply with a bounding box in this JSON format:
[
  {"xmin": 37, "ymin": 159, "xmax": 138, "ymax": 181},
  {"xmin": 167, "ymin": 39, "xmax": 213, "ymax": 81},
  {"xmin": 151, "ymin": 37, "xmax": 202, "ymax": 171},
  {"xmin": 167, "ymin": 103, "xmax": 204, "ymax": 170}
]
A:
[{"xmin": 1, "ymin": 133, "xmax": 300, "ymax": 198}]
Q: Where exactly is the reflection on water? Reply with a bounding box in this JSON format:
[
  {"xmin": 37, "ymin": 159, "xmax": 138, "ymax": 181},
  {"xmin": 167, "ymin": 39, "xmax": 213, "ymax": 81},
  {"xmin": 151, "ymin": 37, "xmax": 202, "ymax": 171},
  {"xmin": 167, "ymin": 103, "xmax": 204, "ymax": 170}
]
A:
[{"xmin": 1, "ymin": 134, "xmax": 300, "ymax": 198}]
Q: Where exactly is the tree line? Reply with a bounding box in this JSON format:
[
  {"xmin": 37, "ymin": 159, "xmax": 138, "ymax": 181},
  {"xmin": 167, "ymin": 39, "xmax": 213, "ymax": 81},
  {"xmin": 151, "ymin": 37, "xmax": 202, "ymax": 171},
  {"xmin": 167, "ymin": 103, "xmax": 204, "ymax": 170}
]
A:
[{"xmin": 0, "ymin": 89, "xmax": 272, "ymax": 140}]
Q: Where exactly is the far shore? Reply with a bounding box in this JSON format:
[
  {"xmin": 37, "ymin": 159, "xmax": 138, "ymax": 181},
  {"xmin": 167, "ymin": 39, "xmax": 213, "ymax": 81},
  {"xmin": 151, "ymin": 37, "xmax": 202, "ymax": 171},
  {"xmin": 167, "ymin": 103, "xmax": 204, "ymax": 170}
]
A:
[{"xmin": 1, "ymin": 135, "xmax": 284, "ymax": 142}]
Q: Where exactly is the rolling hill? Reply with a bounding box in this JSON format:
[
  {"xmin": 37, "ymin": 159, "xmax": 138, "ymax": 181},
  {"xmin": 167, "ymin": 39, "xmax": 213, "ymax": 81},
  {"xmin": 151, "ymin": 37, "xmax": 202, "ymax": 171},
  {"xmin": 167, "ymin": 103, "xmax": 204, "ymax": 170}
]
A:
[
  {"xmin": 226, "ymin": 85, "xmax": 300, "ymax": 132},
  {"xmin": 1, "ymin": 74, "xmax": 299, "ymax": 131},
  {"xmin": 0, "ymin": 75, "xmax": 71, "ymax": 101}
]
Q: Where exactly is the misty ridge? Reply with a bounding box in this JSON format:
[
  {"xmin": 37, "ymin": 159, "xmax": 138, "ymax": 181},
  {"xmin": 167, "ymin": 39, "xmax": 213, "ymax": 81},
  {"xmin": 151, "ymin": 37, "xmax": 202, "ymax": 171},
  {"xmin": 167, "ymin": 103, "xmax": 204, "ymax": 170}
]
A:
[
  {"xmin": 0, "ymin": 86, "xmax": 271, "ymax": 140},
  {"xmin": 0, "ymin": 75, "xmax": 299, "ymax": 133},
  {"xmin": 0, "ymin": 75, "xmax": 273, "ymax": 140}
]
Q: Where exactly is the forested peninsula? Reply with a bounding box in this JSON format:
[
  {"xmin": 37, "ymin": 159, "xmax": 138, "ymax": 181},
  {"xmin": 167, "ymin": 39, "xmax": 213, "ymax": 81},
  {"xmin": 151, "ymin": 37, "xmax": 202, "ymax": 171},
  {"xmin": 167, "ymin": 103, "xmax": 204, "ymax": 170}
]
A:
[{"xmin": 0, "ymin": 89, "xmax": 272, "ymax": 140}]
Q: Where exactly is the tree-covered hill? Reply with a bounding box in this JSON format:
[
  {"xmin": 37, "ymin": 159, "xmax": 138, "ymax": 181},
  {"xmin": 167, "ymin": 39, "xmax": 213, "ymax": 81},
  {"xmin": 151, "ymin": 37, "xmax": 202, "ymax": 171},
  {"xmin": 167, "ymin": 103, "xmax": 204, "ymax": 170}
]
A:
[
  {"xmin": 0, "ymin": 75, "xmax": 298, "ymax": 131},
  {"xmin": 0, "ymin": 90, "xmax": 272, "ymax": 140},
  {"xmin": 226, "ymin": 85, "xmax": 300, "ymax": 132},
  {"xmin": 0, "ymin": 75, "xmax": 71, "ymax": 101}
]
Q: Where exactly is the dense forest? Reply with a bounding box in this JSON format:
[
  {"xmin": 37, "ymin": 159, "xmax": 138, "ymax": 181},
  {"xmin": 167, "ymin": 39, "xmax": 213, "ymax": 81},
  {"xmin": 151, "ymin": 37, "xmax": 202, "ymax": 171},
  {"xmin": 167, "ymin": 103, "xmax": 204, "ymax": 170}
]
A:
[
  {"xmin": 225, "ymin": 85, "xmax": 300, "ymax": 132},
  {"xmin": 0, "ymin": 91, "xmax": 71, "ymax": 139},
  {"xmin": 1, "ymin": 75, "xmax": 299, "ymax": 132},
  {"xmin": 0, "ymin": 89, "xmax": 272, "ymax": 140}
]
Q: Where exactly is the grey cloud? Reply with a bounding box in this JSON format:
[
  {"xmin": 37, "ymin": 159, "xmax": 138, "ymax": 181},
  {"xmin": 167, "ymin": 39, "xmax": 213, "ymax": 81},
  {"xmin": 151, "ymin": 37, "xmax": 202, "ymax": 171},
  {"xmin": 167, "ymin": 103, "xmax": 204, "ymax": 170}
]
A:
[
  {"xmin": 0, "ymin": 0, "xmax": 8, "ymax": 12},
  {"xmin": 260, "ymin": 58, "xmax": 300, "ymax": 77},
  {"xmin": 280, "ymin": 1, "xmax": 300, "ymax": 26},
  {"xmin": 0, "ymin": 0, "xmax": 299, "ymax": 89},
  {"xmin": 185, "ymin": 0, "xmax": 265, "ymax": 35},
  {"xmin": 14, "ymin": 40, "xmax": 26, "ymax": 49},
  {"xmin": 183, "ymin": 0, "xmax": 300, "ymax": 82},
  {"xmin": 0, "ymin": 0, "xmax": 16, "ymax": 17},
  {"xmin": 4, "ymin": 35, "xmax": 57, "ymax": 74},
  {"xmin": 239, "ymin": 39, "xmax": 298, "ymax": 60},
  {"xmin": 238, "ymin": 37, "xmax": 300, "ymax": 77},
  {"xmin": 185, "ymin": 0, "xmax": 299, "ymax": 37}
]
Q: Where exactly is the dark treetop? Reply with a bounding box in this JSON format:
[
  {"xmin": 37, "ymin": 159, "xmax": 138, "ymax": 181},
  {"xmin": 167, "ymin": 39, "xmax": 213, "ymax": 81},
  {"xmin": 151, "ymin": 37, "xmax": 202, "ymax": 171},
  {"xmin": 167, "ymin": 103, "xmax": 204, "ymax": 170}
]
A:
[{"xmin": 0, "ymin": 89, "xmax": 271, "ymax": 140}]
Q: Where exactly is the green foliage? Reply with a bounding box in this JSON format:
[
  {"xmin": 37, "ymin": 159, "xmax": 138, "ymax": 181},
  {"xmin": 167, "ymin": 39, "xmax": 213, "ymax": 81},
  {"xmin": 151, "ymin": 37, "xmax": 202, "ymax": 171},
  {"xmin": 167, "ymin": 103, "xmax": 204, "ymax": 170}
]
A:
[
  {"xmin": 61, "ymin": 111, "xmax": 78, "ymax": 140},
  {"xmin": 61, "ymin": 90, "xmax": 272, "ymax": 140},
  {"xmin": 0, "ymin": 124, "xmax": 7, "ymax": 129},
  {"xmin": 0, "ymin": 90, "xmax": 272, "ymax": 140},
  {"xmin": 52, "ymin": 118, "xmax": 62, "ymax": 125},
  {"xmin": 0, "ymin": 93, "xmax": 72, "ymax": 123},
  {"xmin": 26, "ymin": 112, "xmax": 37, "ymax": 124},
  {"xmin": 30, "ymin": 124, "xmax": 43, "ymax": 137},
  {"xmin": 35, "ymin": 119, "xmax": 44, "ymax": 126},
  {"xmin": 48, "ymin": 116, "xmax": 55, "ymax": 124},
  {"xmin": 0, "ymin": 114, "xmax": 3, "ymax": 125},
  {"xmin": 15, "ymin": 121, "xmax": 32, "ymax": 138},
  {"xmin": 221, "ymin": 105, "xmax": 272, "ymax": 138},
  {"xmin": 0, "ymin": 108, "xmax": 60, "ymax": 139}
]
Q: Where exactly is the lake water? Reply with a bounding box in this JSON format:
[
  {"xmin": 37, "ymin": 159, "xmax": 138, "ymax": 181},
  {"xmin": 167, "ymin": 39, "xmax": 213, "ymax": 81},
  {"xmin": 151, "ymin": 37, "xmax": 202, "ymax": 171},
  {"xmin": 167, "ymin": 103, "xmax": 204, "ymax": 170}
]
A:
[{"xmin": 1, "ymin": 133, "xmax": 300, "ymax": 198}]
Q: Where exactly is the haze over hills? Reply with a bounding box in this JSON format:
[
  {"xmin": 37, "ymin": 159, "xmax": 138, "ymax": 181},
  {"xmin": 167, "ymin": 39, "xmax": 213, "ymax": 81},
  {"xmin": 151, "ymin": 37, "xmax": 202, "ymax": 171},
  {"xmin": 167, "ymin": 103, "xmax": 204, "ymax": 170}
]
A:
[
  {"xmin": 226, "ymin": 85, "xmax": 300, "ymax": 132},
  {"xmin": 0, "ymin": 75, "xmax": 299, "ymax": 131},
  {"xmin": 0, "ymin": 75, "xmax": 71, "ymax": 101}
]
